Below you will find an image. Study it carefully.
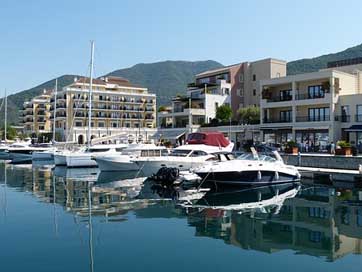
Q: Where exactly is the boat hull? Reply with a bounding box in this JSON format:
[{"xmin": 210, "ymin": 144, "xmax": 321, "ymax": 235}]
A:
[
  {"xmin": 32, "ymin": 151, "xmax": 54, "ymax": 160},
  {"xmin": 54, "ymin": 154, "xmax": 67, "ymax": 166},
  {"xmin": 95, "ymin": 156, "xmax": 139, "ymax": 171},
  {"xmin": 66, "ymin": 154, "xmax": 97, "ymax": 168},
  {"xmin": 195, "ymin": 170, "xmax": 300, "ymax": 186}
]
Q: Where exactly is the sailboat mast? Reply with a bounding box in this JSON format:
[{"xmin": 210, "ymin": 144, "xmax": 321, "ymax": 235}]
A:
[
  {"xmin": 87, "ymin": 41, "xmax": 95, "ymax": 147},
  {"xmin": 4, "ymin": 90, "xmax": 7, "ymax": 142},
  {"xmin": 53, "ymin": 79, "xmax": 58, "ymax": 142}
]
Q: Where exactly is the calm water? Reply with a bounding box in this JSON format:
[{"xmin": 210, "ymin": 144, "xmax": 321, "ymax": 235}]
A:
[{"xmin": 1, "ymin": 162, "xmax": 362, "ymax": 272}]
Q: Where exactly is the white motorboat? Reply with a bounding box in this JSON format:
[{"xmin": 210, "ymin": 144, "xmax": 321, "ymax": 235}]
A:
[
  {"xmin": 133, "ymin": 132, "xmax": 234, "ymax": 177},
  {"xmin": 0, "ymin": 143, "xmax": 10, "ymax": 159},
  {"xmin": 95, "ymin": 143, "xmax": 168, "ymax": 172},
  {"xmin": 32, "ymin": 144, "xmax": 58, "ymax": 160},
  {"xmin": 194, "ymin": 149, "xmax": 301, "ymax": 186},
  {"xmin": 8, "ymin": 142, "xmax": 52, "ymax": 164},
  {"xmin": 58, "ymin": 144, "xmax": 129, "ymax": 168}
]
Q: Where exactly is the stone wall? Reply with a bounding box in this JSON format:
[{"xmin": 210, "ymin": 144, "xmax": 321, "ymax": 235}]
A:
[{"xmin": 281, "ymin": 154, "xmax": 362, "ymax": 170}]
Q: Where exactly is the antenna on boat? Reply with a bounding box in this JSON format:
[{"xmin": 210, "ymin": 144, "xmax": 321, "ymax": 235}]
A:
[
  {"xmin": 4, "ymin": 89, "xmax": 7, "ymax": 142},
  {"xmin": 53, "ymin": 79, "xmax": 58, "ymax": 143},
  {"xmin": 87, "ymin": 41, "xmax": 95, "ymax": 148},
  {"xmin": 88, "ymin": 181, "xmax": 94, "ymax": 272}
]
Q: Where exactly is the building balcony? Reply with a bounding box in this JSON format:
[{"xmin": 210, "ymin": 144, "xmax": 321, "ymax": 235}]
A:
[
  {"xmin": 263, "ymin": 117, "xmax": 292, "ymax": 124},
  {"xmin": 335, "ymin": 115, "xmax": 351, "ymax": 122},
  {"xmin": 296, "ymin": 115, "xmax": 330, "ymax": 122}
]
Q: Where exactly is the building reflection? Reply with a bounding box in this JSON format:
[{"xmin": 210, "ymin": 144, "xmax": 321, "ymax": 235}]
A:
[
  {"xmin": 2, "ymin": 163, "xmax": 362, "ymax": 262},
  {"xmin": 186, "ymin": 185, "xmax": 362, "ymax": 262}
]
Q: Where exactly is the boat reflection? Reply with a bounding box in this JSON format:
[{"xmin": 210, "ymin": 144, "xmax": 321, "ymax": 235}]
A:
[
  {"xmin": 2, "ymin": 162, "xmax": 362, "ymax": 263},
  {"xmin": 190, "ymin": 183, "xmax": 301, "ymax": 213},
  {"xmin": 184, "ymin": 185, "xmax": 362, "ymax": 262}
]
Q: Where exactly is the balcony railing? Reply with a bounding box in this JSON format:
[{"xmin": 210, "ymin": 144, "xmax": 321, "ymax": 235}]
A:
[
  {"xmin": 296, "ymin": 115, "xmax": 330, "ymax": 122},
  {"xmin": 263, "ymin": 117, "xmax": 292, "ymax": 123},
  {"xmin": 266, "ymin": 95, "xmax": 292, "ymax": 103},
  {"xmin": 295, "ymin": 93, "xmax": 326, "ymax": 100},
  {"xmin": 335, "ymin": 115, "xmax": 350, "ymax": 122}
]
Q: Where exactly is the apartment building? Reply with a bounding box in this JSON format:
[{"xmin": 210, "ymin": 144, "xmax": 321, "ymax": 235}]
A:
[
  {"xmin": 259, "ymin": 58, "xmax": 362, "ymax": 151},
  {"xmin": 158, "ymin": 58, "xmax": 286, "ymax": 129},
  {"xmin": 22, "ymin": 90, "xmax": 52, "ymax": 135},
  {"xmin": 51, "ymin": 76, "xmax": 156, "ymax": 143}
]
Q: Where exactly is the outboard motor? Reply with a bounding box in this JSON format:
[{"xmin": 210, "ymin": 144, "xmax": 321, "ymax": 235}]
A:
[{"xmin": 151, "ymin": 167, "xmax": 180, "ymax": 186}]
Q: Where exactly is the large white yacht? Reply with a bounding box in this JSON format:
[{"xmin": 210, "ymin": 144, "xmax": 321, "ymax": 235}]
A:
[
  {"xmin": 134, "ymin": 132, "xmax": 234, "ymax": 177},
  {"xmin": 95, "ymin": 143, "xmax": 168, "ymax": 171},
  {"xmin": 193, "ymin": 149, "xmax": 301, "ymax": 186}
]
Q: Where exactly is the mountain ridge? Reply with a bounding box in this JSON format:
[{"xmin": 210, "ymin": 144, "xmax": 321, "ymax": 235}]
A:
[{"xmin": 5, "ymin": 43, "xmax": 362, "ymax": 125}]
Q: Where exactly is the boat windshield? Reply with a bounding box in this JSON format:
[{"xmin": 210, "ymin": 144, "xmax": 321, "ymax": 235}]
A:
[
  {"xmin": 237, "ymin": 153, "xmax": 276, "ymax": 162},
  {"xmin": 170, "ymin": 149, "xmax": 192, "ymax": 157}
]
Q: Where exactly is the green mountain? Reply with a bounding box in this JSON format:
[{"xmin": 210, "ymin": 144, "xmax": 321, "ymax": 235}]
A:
[
  {"xmin": 106, "ymin": 60, "xmax": 224, "ymax": 105},
  {"xmin": 287, "ymin": 43, "xmax": 362, "ymax": 75}
]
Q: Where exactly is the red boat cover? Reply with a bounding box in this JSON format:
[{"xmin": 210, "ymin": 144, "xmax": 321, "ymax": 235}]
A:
[{"xmin": 186, "ymin": 132, "xmax": 230, "ymax": 147}]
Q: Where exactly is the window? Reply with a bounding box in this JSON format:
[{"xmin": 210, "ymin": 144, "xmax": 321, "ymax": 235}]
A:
[
  {"xmin": 308, "ymin": 207, "xmax": 330, "ymax": 218},
  {"xmin": 239, "ymin": 73, "xmax": 244, "ymax": 82},
  {"xmin": 125, "ymin": 123, "xmax": 130, "ymax": 128},
  {"xmin": 253, "ymin": 89, "xmax": 256, "ymax": 96},
  {"xmin": 341, "ymin": 105, "xmax": 350, "ymax": 122},
  {"xmin": 75, "ymin": 121, "xmax": 83, "ymax": 127},
  {"xmin": 98, "ymin": 122, "xmax": 105, "ymax": 128},
  {"xmin": 309, "ymin": 231, "xmax": 322, "ymax": 243},
  {"xmin": 308, "ymin": 107, "xmax": 329, "ymax": 121},
  {"xmin": 308, "ymin": 85, "xmax": 324, "ymax": 99},
  {"xmin": 190, "ymin": 150, "xmax": 208, "ymax": 157},
  {"xmin": 357, "ymin": 105, "xmax": 362, "ymax": 122},
  {"xmin": 215, "ymin": 102, "xmax": 219, "ymax": 109},
  {"xmin": 279, "ymin": 110, "xmax": 292, "ymax": 122},
  {"xmin": 357, "ymin": 209, "xmax": 362, "ymax": 227},
  {"xmin": 112, "ymin": 122, "xmax": 118, "ymax": 128},
  {"xmin": 253, "ymin": 74, "xmax": 256, "ymax": 81},
  {"xmin": 239, "ymin": 87, "xmax": 244, "ymax": 97},
  {"xmin": 279, "ymin": 89, "xmax": 292, "ymax": 101}
]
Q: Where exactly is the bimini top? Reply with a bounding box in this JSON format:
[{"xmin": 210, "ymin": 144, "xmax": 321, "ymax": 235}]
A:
[{"xmin": 186, "ymin": 132, "xmax": 230, "ymax": 147}]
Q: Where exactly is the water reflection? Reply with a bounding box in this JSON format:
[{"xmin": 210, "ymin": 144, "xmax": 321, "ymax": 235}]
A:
[{"xmin": 1, "ymin": 163, "xmax": 362, "ymax": 264}]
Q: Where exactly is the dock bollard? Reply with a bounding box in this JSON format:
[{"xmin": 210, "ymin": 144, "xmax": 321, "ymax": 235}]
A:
[{"xmin": 298, "ymin": 152, "xmax": 301, "ymax": 166}]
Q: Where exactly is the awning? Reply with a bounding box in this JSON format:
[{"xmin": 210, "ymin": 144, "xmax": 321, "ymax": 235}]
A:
[
  {"xmin": 151, "ymin": 129, "xmax": 186, "ymax": 140},
  {"xmin": 345, "ymin": 125, "xmax": 362, "ymax": 132}
]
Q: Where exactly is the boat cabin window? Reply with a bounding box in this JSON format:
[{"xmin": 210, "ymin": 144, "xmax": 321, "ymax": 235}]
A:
[
  {"xmin": 140, "ymin": 149, "xmax": 164, "ymax": 157},
  {"xmin": 87, "ymin": 148, "xmax": 110, "ymax": 153},
  {"xmin": 115, "ymin": 147, "xmax": 127, "ymax": 152},
  {"xmin": 189, "ymin": 150, "xmax": 208, "ymax": 157},
  {"xmin": 170, "ymin": 149, "xmax": 191, "ymax": 157}
]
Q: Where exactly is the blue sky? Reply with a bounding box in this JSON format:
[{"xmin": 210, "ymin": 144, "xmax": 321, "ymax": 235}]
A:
[{"xmin": 1, "ymin": 0, "xmax": 362, "ymax": 94}]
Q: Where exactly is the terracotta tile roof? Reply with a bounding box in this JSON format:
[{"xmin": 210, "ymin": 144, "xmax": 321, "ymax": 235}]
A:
[{"xmin": 75, "ymin": 77, "xmax": 106, "ymax": 85}]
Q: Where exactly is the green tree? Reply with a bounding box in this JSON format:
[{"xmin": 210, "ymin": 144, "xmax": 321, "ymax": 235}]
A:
[
  {"xmin": 158, "ymin": 105, "xmax": 167, "ymax": 112},
  {"xmin": 215, "ymin": 104, "xmax": 232, "ymax": 122},
  {"xmin": 237, "ymin": 106, "xmax": 260, "ymax": 124},
  {"xmin": 0, "ymin": 125, "xmax": 18, "ymax": 140}
]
